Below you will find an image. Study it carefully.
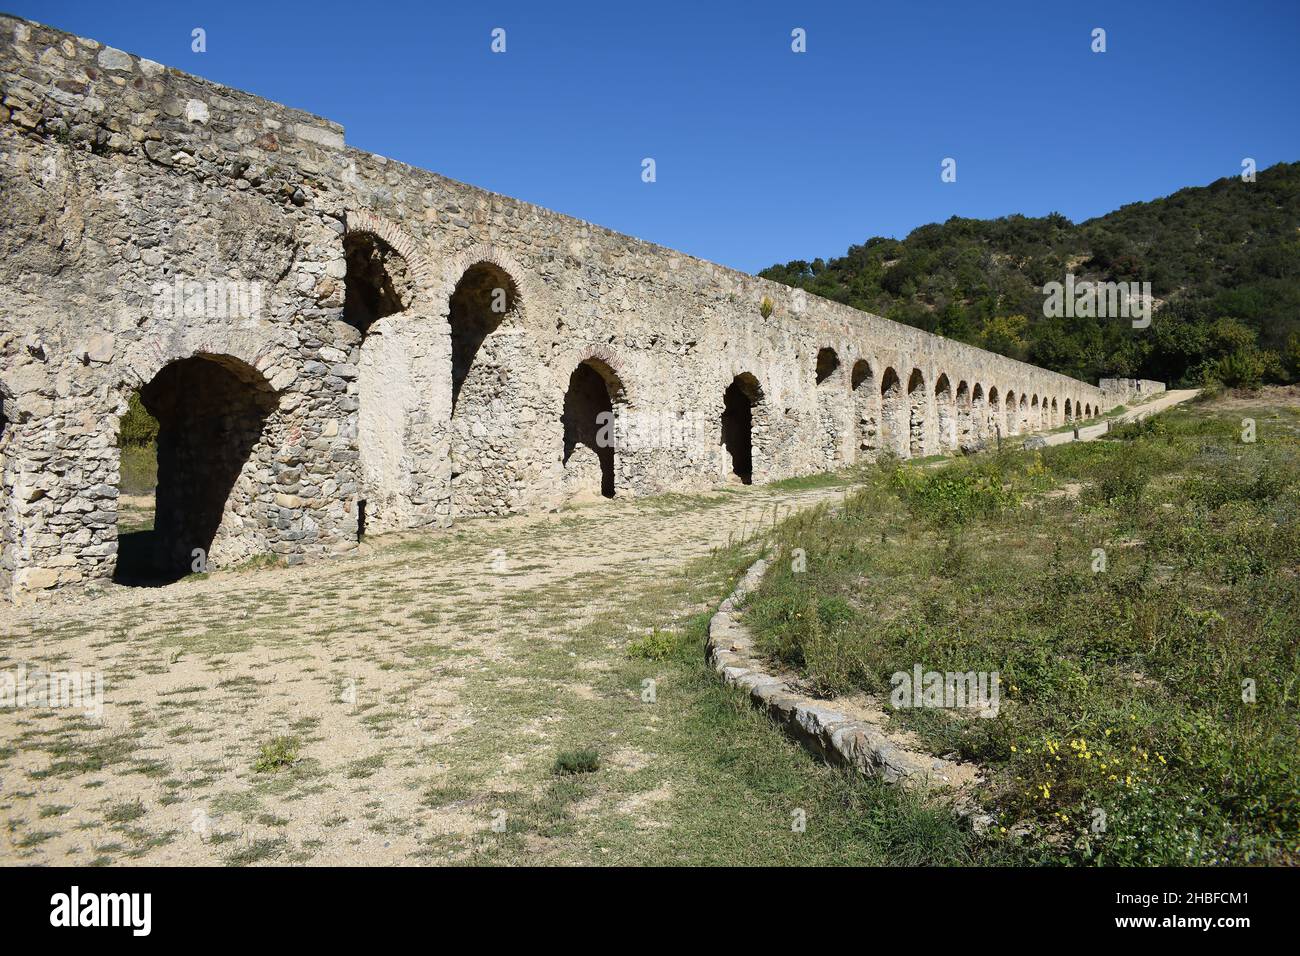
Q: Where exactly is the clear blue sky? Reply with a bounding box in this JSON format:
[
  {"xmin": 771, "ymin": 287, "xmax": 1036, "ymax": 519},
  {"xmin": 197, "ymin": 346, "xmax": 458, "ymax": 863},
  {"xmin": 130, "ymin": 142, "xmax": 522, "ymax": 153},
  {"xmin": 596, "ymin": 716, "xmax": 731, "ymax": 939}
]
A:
[{"xmin": 11, "ymin": 0, "xmax": 1300, "ymax": 273}]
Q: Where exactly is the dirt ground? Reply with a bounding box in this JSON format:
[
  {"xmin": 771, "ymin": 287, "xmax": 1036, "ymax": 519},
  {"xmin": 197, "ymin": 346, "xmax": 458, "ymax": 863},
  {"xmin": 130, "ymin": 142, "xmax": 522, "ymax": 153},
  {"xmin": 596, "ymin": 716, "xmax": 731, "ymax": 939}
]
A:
[{"xmin": 0, "ymin": 481, "xmax": 846, "ymax": 865}]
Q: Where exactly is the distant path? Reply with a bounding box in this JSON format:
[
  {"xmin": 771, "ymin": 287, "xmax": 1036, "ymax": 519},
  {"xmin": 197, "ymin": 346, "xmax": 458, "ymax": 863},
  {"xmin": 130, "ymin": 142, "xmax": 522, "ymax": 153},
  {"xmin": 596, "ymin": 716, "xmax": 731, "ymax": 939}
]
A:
[{"xmin": 1042, "ymin": 389, "xmax": 1200, "ymax": 446}]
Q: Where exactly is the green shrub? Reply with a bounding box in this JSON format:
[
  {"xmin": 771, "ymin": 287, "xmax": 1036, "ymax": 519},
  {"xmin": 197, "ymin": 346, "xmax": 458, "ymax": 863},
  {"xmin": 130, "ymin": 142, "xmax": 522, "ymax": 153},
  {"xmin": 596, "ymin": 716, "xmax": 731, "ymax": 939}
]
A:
[
  {"xmin": 1084, "ymin": 456, "xmax": 1150, "ymax": 506},
  {"xmin": 253, "ymin": 736, "xmax": 301, "ymax": 774},
  {"xmin": 627, "ymin": 629, "xmax": 685, "ymax": 661},
  {"xmin": 552, "ymin": 748, "xmax": 600, "ymax": 775},
  {"xmin": 890, "ymin": 464, "xmax": 1020, "ymax": 526},
  {"xmin": 117, "ymin": 392, "xmax": 159, "ymax": 447}
]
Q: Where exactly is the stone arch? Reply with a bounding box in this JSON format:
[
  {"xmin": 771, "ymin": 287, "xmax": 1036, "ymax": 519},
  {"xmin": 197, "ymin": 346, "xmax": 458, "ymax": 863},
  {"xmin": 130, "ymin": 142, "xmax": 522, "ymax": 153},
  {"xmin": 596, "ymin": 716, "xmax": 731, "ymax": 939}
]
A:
[
  {"xmin": 907, "ymin": 368, "xmax": 928, "ymax": 457},
  {"xmin": 986, "ymin": 386, "xmax": 1000, "ymax": 437},
  {"xmin": 935, "ymin": 373, "xmax": 956, "ymax": 451},
  {"xmin": 815, "ymin": 347, "xmax": 840, "ymax": 385},
  {"xmin": 1030, "ymin": 394, "xmax": 1040, "ymax": 432},
  {"xmin": 814, "ymin": 347, "xmax": 846, "ymax": 467},
  {"xmin": 955, "ymin": 380, "xmax": 973, "ymax": 446},
  {"xmin": 850, "ymin": 359, "xmax": 879, "ymax": 460},
  {"xmin": 721, "ymin": 372, "xmax": 767, "ymax": 484},
  {"xmin": 1064, "ymin": 397, "xmax": 1073, "ymax": 422},
  {"xmin": 114, "ymin": 353, "xmax": 279, "ymax": 585},
  {"xmin": 879, "ymin": 367, "xmax": 905, "ymax": 458},
  {"xmin": 1004, "ymin": 390, "xmax": 1017, "ymax": 435},
  {"xmin": 1050, "ymin": 397, "xmax": 1059, "ymax": 427},
  {"xmin": 342, "ymin": 231, "xmax": 415, "ymax": 335},
  {"xmin": 342, "ymin": 221, "xmax": 421, "ymax": 538},
  {"xmin": 971, "ymin": 383, "xmax": 986, "ymax": 440},
  {"xmin": 1019, "ymin": 393, "xmax": 1030, "ymax": 433},
  {"xmin": 562, "ymin": 357, "xmax": 626, "ymax": 500},
  {"xmin": 436, "ymin": 243, "xmax": 535, "ymax": 326},
  {"xmin": 448, "ymin": 260, "xmax": 520, "ymax": 411},
  {"xmin": 446, "ymin": 259, "xmax": 525, "ymax": 517},
  {"xmin": 344, "ymin": 209, "xmax": 435, "ymax": 305}
]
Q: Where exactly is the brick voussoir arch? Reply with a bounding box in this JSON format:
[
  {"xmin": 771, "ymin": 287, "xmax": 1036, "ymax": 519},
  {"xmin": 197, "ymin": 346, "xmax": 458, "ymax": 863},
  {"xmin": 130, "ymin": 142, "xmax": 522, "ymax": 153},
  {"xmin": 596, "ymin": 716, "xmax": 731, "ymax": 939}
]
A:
[
  {"xmin": 565, "ymin": 344, "xmax": 629, "ymax": 397},
  {"xmin": 118, "ymin": 327, "xmax": 289, "ymax": 401},
  {"xmin": 437, "ymin": 242, "xmax": 538, "ymax": 323},
  {"xmin": 344, "ymin": 208, "xmax": 438, "ymax": 307}
]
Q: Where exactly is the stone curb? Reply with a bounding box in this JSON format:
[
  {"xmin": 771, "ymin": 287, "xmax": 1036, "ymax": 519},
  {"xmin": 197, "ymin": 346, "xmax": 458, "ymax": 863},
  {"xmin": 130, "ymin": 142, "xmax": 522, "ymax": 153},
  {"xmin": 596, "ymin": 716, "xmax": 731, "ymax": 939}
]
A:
[{"xmin": 706, "ymin": 556, "xmax": 988, "ymax": 805}]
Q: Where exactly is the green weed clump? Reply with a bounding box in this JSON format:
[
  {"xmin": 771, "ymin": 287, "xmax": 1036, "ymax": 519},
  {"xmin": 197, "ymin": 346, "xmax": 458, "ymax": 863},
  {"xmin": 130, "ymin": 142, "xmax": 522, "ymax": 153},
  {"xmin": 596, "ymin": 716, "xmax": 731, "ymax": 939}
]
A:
[
  {"xmin": 552, "ymin": 748, "xmax": 600, "ymax": 776},
  {"xmin": 627, "ymin": 629, "xmax": 685, "ymax": 661},
  {"xmin": 253, "ymin": 736, "xmax": 301, "ymax": 774}
]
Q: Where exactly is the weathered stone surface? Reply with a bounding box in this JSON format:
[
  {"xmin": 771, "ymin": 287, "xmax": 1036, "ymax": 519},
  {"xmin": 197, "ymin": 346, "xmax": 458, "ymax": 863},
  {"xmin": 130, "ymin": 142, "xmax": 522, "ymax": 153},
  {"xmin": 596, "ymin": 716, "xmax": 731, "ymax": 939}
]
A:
[{"xmin": 0, "ymin": 15, "xmax": 1127, "ymax": 601}]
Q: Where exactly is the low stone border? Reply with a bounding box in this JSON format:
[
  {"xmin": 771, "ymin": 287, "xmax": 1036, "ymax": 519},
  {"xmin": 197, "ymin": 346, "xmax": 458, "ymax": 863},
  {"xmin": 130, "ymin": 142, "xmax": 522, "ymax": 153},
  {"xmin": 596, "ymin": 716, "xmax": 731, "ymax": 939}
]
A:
[{"xmin": 706, "ymin": 556, "xmax": 979, "ymax": 791}]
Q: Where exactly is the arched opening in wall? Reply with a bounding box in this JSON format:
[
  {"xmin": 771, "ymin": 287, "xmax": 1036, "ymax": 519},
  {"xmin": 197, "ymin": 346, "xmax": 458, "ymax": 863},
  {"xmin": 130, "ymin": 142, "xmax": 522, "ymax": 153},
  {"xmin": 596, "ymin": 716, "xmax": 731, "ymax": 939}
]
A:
[
  {"xmin": 1064, "ymin": 398, "xmax": 1073, "ymax": 422},
  {"xmin": 955, "ymin": 381, "xmax": 972, "ymax": 446},
  {"xmin": 1019, "ymin": 394, "xmax": 1029, "ymax": 433},
  {"xmin": 907, "ymin": 368, "xmax": 927, "ymax": 458},
  {"xmin": 935, "ymin": 374, "xmax": 955, "ymax": 450},
  {"xmin": 344, "ymin": 231, "xmax": 414, "ymax": 539},
  {"xmin": 114, "ymin": 355, "xmax": 277, "ymax": 586},
  {"xmin": 879, "ymin": 367, "xmax": 903, "ymax": 458},
  {"xmin": 562, "ymin": 359, "xmax": 625, "ymax": 500},
  {"xmin": 449, "ymin": 262, "xmax": 517, "ymax": 413},
  {"xmin": 1030, "ymin": 395, "xmax": 1040, "ymax": 432},
  {"xmin": 1039, "ymin": 395, "xmax": 1049, "ymax": 429},
  {"xmin": 815, "ymin": 347, "xmax": 840, "ymax": 385},
  {"xmin": 850, "ymin": 360, "xmax": 878, "ymax": 459},
  {"xmin": 1050, "ymin": 398, "xmax": 1059, "ymax": 427},
  {"xmin": 343, "ymin": 232, "xmax": 412, "ymax": 335},
  {"xmin": 721, "ymin": 373, "xmax": 763, "ymax": 484},
  {"xmin": 814, "ymin": 347, "xmax": 844, "ymax": 466},
  {"xmin": 1004, "ymin": 390, "xmax": 1016, "ymax": 435}
]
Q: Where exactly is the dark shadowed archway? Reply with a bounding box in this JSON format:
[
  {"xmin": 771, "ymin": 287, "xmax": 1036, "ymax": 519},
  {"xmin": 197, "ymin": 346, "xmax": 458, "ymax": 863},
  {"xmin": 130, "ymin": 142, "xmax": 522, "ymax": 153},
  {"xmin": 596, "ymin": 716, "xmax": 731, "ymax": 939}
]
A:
[
  {"xmin": 562, "ymin": 359, "xmax": 625, "ymax": 499},
  {"xmin": 850, "ymin": 359, "xmax": 878, "ymax": 460},
  {"xmin": 815, "ymin": 347, "xmax": 840, "ymax": 385},
  {"xmin": 907, "ymin": 368, "xmax": 927, "ymax": 458},
  {"xmin": 879, "ymin": 367, "xmax": 904, "ymax": 458},
  {"xmin": 721, "ymin": 373, "xmax": 764, "ymax": 484},
  {"xmin": 343, "ymin": 232, "xmax": 412, "ymax": 335},
  {"xmin": 346, "ymin": 230, "xmax": 414, "ymax": 539},
  {"xmin": 956, "ymin": 381, "xmax": 972, "ymax": 445},
  {"xmin": 115, "ymin": 354, "xmax": 277, "ymax": 585},
  {"xmin": 935, "ymin": 373, "xmax": 955, "ymax": 450},
  {"xmin": 449, "ymin": 262, "xmax": 517, "ymax": 411},
  {"xmin": 972, "ymin": 384, "xmax": 986, "ymax": 439}
]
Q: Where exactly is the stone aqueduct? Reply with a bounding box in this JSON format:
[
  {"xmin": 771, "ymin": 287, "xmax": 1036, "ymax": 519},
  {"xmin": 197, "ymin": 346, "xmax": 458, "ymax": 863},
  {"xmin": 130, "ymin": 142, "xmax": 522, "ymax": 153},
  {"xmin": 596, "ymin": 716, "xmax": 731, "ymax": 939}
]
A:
[{"xmin": 0, "ymin": 18, "xmax": 1124, "ymax": 601}]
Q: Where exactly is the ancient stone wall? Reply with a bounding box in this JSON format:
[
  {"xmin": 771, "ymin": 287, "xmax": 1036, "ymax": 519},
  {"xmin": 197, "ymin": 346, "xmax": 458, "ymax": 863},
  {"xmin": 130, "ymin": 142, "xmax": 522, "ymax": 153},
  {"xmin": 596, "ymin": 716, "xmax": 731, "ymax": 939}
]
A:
[{"xmin": 0, "ymin": 16, "xmax": 1120, "ymax": 601}]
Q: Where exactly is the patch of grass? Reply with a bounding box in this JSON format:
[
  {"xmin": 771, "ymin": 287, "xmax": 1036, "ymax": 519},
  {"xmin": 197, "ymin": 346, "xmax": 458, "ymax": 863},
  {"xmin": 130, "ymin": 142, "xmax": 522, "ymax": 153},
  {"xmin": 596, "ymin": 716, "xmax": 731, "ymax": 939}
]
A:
[
  {"xmin": 104, "ymin": 799, "xmax": 147, "ymax": 824},
  {"xmin": 626, "ymin": 629, "xmax": 685, "ymax": 661},
  {"xmin": 742, "ymin": 401, "xmax": 1300, "ymax": 865},
  {"xmin": 224, "ymin": 837, "xmax": 286, "ymax": 867},
  {"xmin": 252, "ymin": 736, "xmax": 301, "ymax": 774},
  {"xmin": 552, "ymin": 748, "xmax": 601, "ymax": 776}
]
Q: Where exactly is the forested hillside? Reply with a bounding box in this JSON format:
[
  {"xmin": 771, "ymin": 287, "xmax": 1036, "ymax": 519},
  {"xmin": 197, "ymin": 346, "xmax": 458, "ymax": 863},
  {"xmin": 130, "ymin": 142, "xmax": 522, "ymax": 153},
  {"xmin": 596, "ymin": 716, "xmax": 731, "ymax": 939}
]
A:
[{"xmin": 760, "ymin": 162, "xmax": 1300, "ymax": 387}]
